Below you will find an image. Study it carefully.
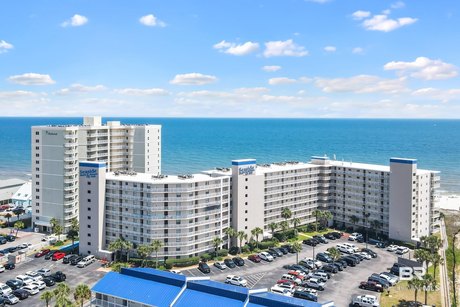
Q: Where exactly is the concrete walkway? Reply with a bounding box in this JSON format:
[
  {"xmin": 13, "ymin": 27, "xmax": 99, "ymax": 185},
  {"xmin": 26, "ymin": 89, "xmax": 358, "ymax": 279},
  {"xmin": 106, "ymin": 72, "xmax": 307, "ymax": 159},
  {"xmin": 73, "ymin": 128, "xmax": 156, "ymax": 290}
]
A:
[{"xmin": 440, "ymin": 219, "xmax": 451, "ymax": 307}]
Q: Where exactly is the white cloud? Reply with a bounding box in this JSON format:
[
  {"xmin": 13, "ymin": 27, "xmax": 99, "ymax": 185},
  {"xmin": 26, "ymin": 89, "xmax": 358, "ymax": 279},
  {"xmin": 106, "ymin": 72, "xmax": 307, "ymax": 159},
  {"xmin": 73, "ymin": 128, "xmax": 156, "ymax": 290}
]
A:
[
  {"xmin": 262, "ymin": 65, "xmax": 282, "ymax": 72},
  {"xmin": 114, "ymin": 88, "xmax": 169, "ymax": 96},
  {"xmin": 61, "ymin": 14, "xmax": 88, "ymax": 27},
  {"xmin": 382, "ymin": 9, "xmax": 391, "ymax": 15},
  {"xmin": 324, "ymin": 46, "xmax": 336, "ymax": 52},
  {"xmin": 352, "ymin": 10, "xmax": 371, "ymax": 20},
  {"xmin": 412, "ymin": 87, "xmax": 460, "ymax": 102},
  {"xmin": 233, "ymin": 87, "xmax": 270, "ymax": 95},
  {"xmin": 315, "ymin": 75, "xmax": 407, "ymax": 94},
  {"xmin": 8, "ymin": 73, "xmax": 55, "ymax": 85},
  {"xmin": 56, "ymin": 84, "xmax": 106, "ymax": 95},
  {"xmin": 0, "ymin": 40, "xmax": 13, "ymax": 54},
  {"xmin": 352, "ymin": 47, "xmax": 364, "ymax": 54},
  {"xmin": 268, "ymin": 77, "xmax": 311, "ymax": 85},
  {"xmin": 170, "ymin": 73, "xmax": 217, "ymax": 85},
  {"xmin": 361, "ymin": 14, "xmax": 417, "ymax": 32},
  {"xmin": 0, "ymin": 90, "xmax": 41, "ymax": 98},
  {"xmin": 213, "ymin": 40, "xmax": 259, "ymax": 56},
  {"xmin": 263, "ymin": 39, "xmax": 309, "ymax": 57},
  {"xmin": 139, "ymin": 14, "xmax": 166, "ymax": 27},
  {"xmin": 384, "ymin": 57, "xmax": 458, "ymax": 80},
  {"xmin": 391, "ymin": 1, "xmax": 405, "ymax": 9}
]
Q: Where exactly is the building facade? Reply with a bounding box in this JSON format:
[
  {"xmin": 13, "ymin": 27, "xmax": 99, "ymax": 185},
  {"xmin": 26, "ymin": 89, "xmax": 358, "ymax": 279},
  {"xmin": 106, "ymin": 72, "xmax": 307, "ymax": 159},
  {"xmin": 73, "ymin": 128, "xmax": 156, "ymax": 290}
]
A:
[{"xmin": 32, "ymin": 116, "xmax": 161, "ymax": 232}]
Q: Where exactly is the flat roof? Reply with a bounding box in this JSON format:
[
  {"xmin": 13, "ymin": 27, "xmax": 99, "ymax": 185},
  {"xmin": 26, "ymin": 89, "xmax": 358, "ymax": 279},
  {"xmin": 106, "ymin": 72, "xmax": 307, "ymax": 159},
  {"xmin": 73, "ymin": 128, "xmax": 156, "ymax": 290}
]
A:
[
  {"xmin": 329, "ymin": 160, "xmax": 390, "ymax": 172},
  {"xmin": 106, "ymin": 172, "xmax": 229, "ymax": 184}
]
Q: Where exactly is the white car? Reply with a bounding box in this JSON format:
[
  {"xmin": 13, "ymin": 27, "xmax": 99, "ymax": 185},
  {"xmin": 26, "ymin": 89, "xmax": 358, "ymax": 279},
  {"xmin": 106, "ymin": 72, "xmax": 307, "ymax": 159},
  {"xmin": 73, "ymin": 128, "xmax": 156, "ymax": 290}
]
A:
[
  {"xmin": 214, "ymin": 261, "xmax": 227, "ymax": 270},
  {"xmin": 258, "ymin": 252, "xmax": 274, "ymax": 262},
  {"xmin": 396, "ymin": 247, "xmax": 409, "ymax": 255},
  {"xmin": 26, "ymin": 271, "xmax": 44, "ymax": 281},
  {"xmin": 386, "ymin": 245, "xmax": 399, "ymax": 252},
  {"xmin": 21, "ymin": 285, "xmax": 40, "ymax": 295},
  {"xmin": 169, "ymin": 270, "xmax": 183, "ymax": 275},
  {"xmin": 308, "ymin": 272, "xmax": 327, "ymax": 283},
  {"xmin": 270, "ymin": 285, "xmax": 293, "ymax": 297},
  {"xmin": 0, "ymin": 283, "xmax": 12, "ymax": 295},
  {"xmin": 36, "ymin": 268, "xmax": 51, "ymax": 277},
  {"xmin": 31, "ymin": 280, "xmax": 46, "ymax": 290},
  {"xmin": 16, "ymin": 275, "xmax": 34, "ymax": 285},
  {"xmin": 348, "ymin": 233, "xmax": 363, "ymax": 241},
  {"xmin": 352, "ymin": 294, "xmax": 380, "ymax": 307},
  {"xmin": 304, "ymin": 258, "xmax": 322, "ymax": 268},
  {"xmin": 0, "ymin": 264, "xmax": 4, "ymax": 273},
  {"xmin": 358, "ymin": 252, "xmax": 372, "ymax": 260},
  {"xmin": 225, "ymin": 275, "xmax": 248, "ymax": 287},
  {"xmin": 3, "ymin": 293, "xmax": 19, "ymax": 304},
  {"xmin": 343, "ymin": 243, "xmax": 359, "ymax": 252},
  {"xmin": 295, "ymin": 286, "xmax": 318, "ymax": 296},
  {"xmin": 337, "ymin": 244, "xmax": 354, "ymax": 254},
  {"xmin": 379, "ymin": 272, "xmax": 399, "ymax": 286},
  {"xmin": 281, "ymin": 274, "xmax": 302, "ymax": 285}
]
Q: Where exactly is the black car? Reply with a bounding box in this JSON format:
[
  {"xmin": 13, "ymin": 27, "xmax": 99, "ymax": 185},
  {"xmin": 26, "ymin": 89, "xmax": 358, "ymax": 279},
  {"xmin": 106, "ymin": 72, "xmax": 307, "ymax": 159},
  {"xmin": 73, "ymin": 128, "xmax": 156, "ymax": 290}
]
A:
[
  {"xmin": 49, "ymin": 271, "xmax": 66, "ymax": 282},
  {"xmin": 361, "ymin": 248, "xmax": 377, "ymax": 258},
  {"xmin": 4, "ymin": 263, "xmax": 15, "ymax": 270},
  {"xmin": 43, "ymin": 277, "xmax": 56, "ymax": 287},
  {"xmin": 5, "ymin": 235, "xmax": 15, "ymax": 242},
  {"xmin": 335, "ymin": 259, "xmax": 348, "ymax": 268},
  {"xmin": 356, "ymin": 236, "xmax": 365, "ymax": 243},
  {"xmin": 315, "ymin": 253, "xmax": 332, "ymax": 263},
  {"xmin": 232, "ymin": 257, "xmax": 245, "ymax": 266},
  {"xmin": 44, "ymin": 250, "xmax": 56, "ymax": 260},
  {"xmin": 268, "ymin": 248, "xmax": 283, "ymax": 257},
  {"xmin": 224, "ymin": 258, "xmax": 236, "ymax": 268},
  {"xmin": 359, "ymin": 281, "xmax": 384, "ymax": 292},
  {"xmin": 368, "ymin": 275, "xmax": 390, "ymax": 288},
  {"xmin": 293, "ymin": 290, "xmax": 317, "ymax": 302},
  {"xmin": 12, "ymin": 289, "xmax": 28, "ymax": 300},
  {"xmin": 340, "ymin": 256, "xmax": 357, "ymax": 266},
  {"xmin": 63, "ymin": 254, "xmax": 78, "ymax": 264},
  {"xmin": 290, "ymin": 264, "xmax": 309, "ymax": 274},
  {"xmin": 0, "ymin": 238, "xmax": 6, "ymax": 245},
  {"xmin": 6, "ymin": 280, "xmax": 23, "ymax": 290},
  {"xmin": 198, "ymin": 262, "xmax": 210, "ymax": 273},
  {"xmin": 321, "ymin": 264, "xmax": 338, "ymax": 274},
  {"xmin": 7, "ymin": 247, "xmax": 19, "ymax": 253},
  {"xmin": 0, "ymin": 297, "xmax": 5, "ymax": 307},
  {"xmin": 303, "ymin": 239, "xmax": 318, "ymax": 246},
  {"xmin": 278, "ymin": 246, "xmax": 289, "ymax": 254},
  {"xmin": 331, "ymin": 232, "xmax": 342, "ymax": 239},
  {"xmin": 376, "ymin": 241, "xmax": 388, "ymax": 248},
  {"xmin": 390, "ymin": 263, "xmax": 405, "ymax": 276},
  {"xmin": 353, "ymin": 253, "xmax": 365, "ymax": 261},
  {"xmin": 313, "ymin": 235, "xmax": 328, "ymax": 244},
  {"xmin": 267, "ymin": 249, "xmax": 278, "ymax": 258},
  {"xmin": 324, "ymin": 233, "xmax": 336, "ymax": 240},
  {"xmin": 330, "ymin": 262, "xmax": 343, "ymax": 271},
  {"xmin": 281, "ymin": 244, "xmax": 295, "ymax": 254},
  {"xmin": 71, "ymin": 255, "xmax": 83, "ymax": 265}
]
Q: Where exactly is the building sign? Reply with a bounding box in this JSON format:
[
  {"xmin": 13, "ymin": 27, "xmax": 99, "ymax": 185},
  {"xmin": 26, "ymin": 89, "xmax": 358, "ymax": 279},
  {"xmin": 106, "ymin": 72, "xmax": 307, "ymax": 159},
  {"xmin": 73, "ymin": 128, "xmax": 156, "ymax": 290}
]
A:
[
  {"xmin": 239, "ymin": 165, "xmax": 255, "ymax": 176},
  {"xmin": 80, "ymin": 169, "xmax": 97, "ymax": 179},
  {"xmin": 45, "ymin": 131, "xmax": 58, "ymax": 136}
]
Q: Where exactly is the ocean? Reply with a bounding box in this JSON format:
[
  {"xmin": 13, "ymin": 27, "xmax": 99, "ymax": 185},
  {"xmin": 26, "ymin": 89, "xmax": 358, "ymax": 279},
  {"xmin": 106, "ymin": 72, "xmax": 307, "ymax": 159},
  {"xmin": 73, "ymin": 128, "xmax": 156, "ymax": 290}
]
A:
[{"xmin": 0, "ymin": 117, "xmax": 459, "ymax": 194}]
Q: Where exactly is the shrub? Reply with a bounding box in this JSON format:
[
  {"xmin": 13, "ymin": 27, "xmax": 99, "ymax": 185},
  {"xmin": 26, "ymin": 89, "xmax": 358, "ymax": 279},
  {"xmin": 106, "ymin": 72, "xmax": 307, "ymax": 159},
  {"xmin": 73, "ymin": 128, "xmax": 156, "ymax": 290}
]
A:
[
  {"xmin": 201, "ymin": 253, "xmax": 213, "ymax": 261},
  {"xmin": 229, "ymin": 246, "xmax": 239, "ymax": 255},
  {"xmin": 259, "ymin": 241, "xmax": 276, "ymax": 249},
  {"xmin": 274, "ymin": 233, "xmax": 286, "ymax": 242},
  {"xmin": 165, "ymin": 256, "xmax": 200, "ymax": 268},
  {"xmin": 217, "ymin": 249, "xmax": 228, "ymax": 257},
  {"xmin": 54, "ymin": 241, "xmax": 64, "ymax": 246},
  {"xmin": 241, "ymin": 245, "xmax": 250, "ymax": 253},
  {"xmin": 111, "ymin": 262, "xmax": 130, "ymax": 272}
]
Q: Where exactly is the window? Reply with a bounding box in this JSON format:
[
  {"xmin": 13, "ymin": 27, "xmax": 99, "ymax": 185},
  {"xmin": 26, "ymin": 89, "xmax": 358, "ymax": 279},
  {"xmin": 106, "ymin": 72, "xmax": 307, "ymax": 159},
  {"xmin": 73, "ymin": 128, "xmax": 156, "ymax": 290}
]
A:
[
  {"xmin": 88, "ymin": 207, "xmax": 91, "ymax": 211},
  {"xmin": 87, "ymin": 225, "xmax": 91, "ymax": 228},
  {"xmin": 88, "ymin": 216, "xmax": 91, "ymax": 220},
  {"xmin": 88, "ymin": 182, "xmax": 91, "ymax": 185},
  {"xmin": 245, "ymin": 194, "xmax": 248, "ymax": 197},
  {"xmin": 35, "ymin": 210, "xmax": 39, "ymax": 213},
  {"xmin": 87, "ymin": 199, "xmax": 91, "ymax": 203},
  {"xmin": 87, "ymin": 190, "xmax": 91, "ymax": 194},
  {"xmin": 87, "ymin": 242, "xmax": 91, "ymax": 246},
  {"xmin": 35, "ymin": 131, "xmax": 39, "ymax": 135},
  {"xmin": 88, "ymin": 233, "xmax": 91, "ymax": 237}
]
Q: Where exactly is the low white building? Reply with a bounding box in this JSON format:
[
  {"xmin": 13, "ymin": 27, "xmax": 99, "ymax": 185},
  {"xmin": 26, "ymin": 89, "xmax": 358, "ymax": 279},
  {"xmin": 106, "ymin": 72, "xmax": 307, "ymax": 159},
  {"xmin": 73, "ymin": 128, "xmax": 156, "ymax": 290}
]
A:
[
  {"xmin": 11, "ymin": 181, "xmax": 32, "ymax": 207},
  {"xmin": 0, "ymin": 179, "xmax": 26, "ymax": 206}
]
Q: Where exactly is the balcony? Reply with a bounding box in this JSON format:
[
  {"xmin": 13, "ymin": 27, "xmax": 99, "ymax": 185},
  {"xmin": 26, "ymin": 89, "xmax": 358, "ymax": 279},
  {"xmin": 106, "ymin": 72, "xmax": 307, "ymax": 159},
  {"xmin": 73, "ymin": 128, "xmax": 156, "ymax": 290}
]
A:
[{"xmin": 64, "ymin": 134, "xmax": 77, "ymax": 140}]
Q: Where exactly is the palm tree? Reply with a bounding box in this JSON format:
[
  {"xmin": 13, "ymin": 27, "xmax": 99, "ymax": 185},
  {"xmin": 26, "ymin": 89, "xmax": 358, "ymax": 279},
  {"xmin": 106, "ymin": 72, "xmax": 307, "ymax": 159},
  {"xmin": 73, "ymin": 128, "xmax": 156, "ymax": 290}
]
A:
[
  {"xmin": 13, "ymin": 221, "xmax": 24, "ymax": 238},
  {"xmin": 74, "ymin": 284, "xmax": 92, "ymax": 307},
  {"xmin": 279, "ymin": 221, "xmax": 289, "ymax": 233},
  {"xmin": 326, "ymin": 247, "xmax": 341, "ymax": 262},
  {"xmin": 53, "ymin": 283, "xmax": 71, "ymax": 306},
  {"xmin": 414, "ymin": 249, "xmax": 431, "ymax": 268},
  {"xmin": 212, "ymin": 237, "xmax": 223, "ymax": 259},
  {"xmin": 40, "ymin": 290, "xmax": 54, "ymax": 307},
  {"xmin": 12, "ymin": 208, "xmax": 25, "ymax": 221},
  {"xmin": 108, "ymin": 237, "xmax": 129, "ymax": 262},
  {"xmin": 237, "ymin": 231, "xmax": 247, "ymax": 254},
  {"xmin": 420, "ymin": 274, "xmax": 435, "ymax": 305},
  {"xmin": 50, "ymin": 217, "xmax": 59, "ymax": 234},
  {"xmin": 67, "ymin": 229, "xmax": 78, "ymax": 254},
  {"xmin": 224, "ymin": 227, "xmax": 236, "ymax": 248},
  {"xmin": 150, "ymin": 240, "xmax": 163, "ymax": 269},
  {"xmin": 408, "ymin": 278, "xmax": 423, "ymax": 303},
  {"xmin": 4, "ymin": 213, "xmax": 12, "ymax": 228},
  {"xmin": 349, "ymin": 215, "xmax": 359, "ymax": 229},
  {"xmin": 430, "ymin": 253, "xmax": 442, "ymax": 279},
  {"xmin": 292, "ymin": 242, "xmax": 302, "ymax": 264},
  {"xmin": 136, "ymin": 244, "xmax": 153, "ymax": 267},
  {"xmin": 123, "ymin": 240, "xmax": 134, "ymax": 262},
  {"xmin": 313, "ymin": 209, "xmax": 322, "ymax": 232},
  {"xmin": 370, "ymin": 220, "xmax": 382, "ymax": 238},
  {"xmin": 281, "ymin": 208, "xmax": 292, "ymax": 224},
  {"xmin": 54, "ymin": 224, "xmax": 63, "ymax": 242},
  {"xmin": 319, "ymin": 210, "xmax": 333, "ymax": 229},
  {"xmin": 268, "ymin": 222, "xmax": 278, "ymax": 238},
  {"xmin": 251, "ymin": 227, "xmax": 263, "ymax": 249},
  {"xmin": 70, "ymin": 217, "xmax": 79, "ymax": 231},
  {"xmin": 292, "ymin": 217, "xmax": 301, "ymax": 234}
]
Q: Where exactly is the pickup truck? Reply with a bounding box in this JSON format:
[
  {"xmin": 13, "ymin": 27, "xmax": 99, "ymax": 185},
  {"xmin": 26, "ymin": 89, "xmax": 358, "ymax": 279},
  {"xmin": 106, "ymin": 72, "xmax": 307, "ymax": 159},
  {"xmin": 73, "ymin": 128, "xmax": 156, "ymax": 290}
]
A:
[{"xmin": 351, "ymin": 295, "xmax": 380, "ymax": 307}]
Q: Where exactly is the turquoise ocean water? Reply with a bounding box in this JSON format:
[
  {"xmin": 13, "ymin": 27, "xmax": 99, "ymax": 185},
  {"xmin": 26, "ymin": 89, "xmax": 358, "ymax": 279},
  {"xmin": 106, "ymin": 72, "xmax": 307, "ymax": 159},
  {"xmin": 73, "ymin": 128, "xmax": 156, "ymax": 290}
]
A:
[{"xmin": 0, "ymin": 117, "xmax": 459, "ymax": 193}]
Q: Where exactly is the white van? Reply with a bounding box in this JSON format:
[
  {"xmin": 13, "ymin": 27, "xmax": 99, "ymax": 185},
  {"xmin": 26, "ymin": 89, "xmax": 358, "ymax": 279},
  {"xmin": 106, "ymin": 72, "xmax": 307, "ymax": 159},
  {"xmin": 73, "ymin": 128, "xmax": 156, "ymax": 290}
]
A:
[
  {"xmin": 342, "ymin": 243, "xmax": 358, "ymax": 252},
  {"xmin": 77, "ymin": 255, "xmax": 96, "ymax": 268}
]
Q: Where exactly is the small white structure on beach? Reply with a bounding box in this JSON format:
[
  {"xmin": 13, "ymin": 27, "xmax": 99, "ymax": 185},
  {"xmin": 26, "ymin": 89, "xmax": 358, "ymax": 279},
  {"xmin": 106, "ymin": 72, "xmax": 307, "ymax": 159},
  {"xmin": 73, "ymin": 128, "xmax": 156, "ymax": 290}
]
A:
[
  {"xmin": 0, "ymin": 179, "xmax": 26, "ymax": 206},
  {"xmin": 11, "ymin": 181, "xmax": 32, "ymax": 207}
]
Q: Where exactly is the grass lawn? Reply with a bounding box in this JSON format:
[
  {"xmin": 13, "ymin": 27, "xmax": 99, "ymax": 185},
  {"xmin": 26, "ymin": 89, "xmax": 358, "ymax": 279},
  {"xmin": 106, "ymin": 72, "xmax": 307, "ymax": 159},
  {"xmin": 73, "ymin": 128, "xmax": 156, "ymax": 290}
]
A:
[
  {"xmin": 298, "ymin": 228, "xmax": 333, "ymax": 239},
  {"xmin": 380, "ymin": 265, "xmax": 441, "ymax": 307}
]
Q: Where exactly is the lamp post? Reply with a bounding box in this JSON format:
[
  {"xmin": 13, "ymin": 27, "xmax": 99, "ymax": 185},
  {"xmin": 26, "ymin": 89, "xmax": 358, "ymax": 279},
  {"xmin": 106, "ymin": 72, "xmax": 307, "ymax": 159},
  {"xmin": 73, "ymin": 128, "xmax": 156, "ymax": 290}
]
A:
[{"xmin": 312, "ymin": 244, "xmax": 315, "ymax": 260}]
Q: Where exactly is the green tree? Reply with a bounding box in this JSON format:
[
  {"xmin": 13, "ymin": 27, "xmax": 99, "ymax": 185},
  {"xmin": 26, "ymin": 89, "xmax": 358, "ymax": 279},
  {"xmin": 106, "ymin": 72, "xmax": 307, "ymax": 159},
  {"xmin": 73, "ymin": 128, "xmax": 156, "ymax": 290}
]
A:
[
  {"xmin": 12, "ymin": 208, "xmax": 25, "ymax": 221},
  {"xmin": 292, "ymin": 242, "xmax": 302, "ymax": 264},
  {"xmin": 237, "ymin": 231, "xmax": 247, "ymax": 254},
  {"xmin": 251, "ymin": 227, "xmax": 263, "ymax": 249},
  {"xmin": 53, "ymin": 283, "xmax": 71, "ymax": 306},
  {"xmin": 349, "ymin": 215, "xmax": 360, "ymax": 229},
  {"xmin": 66, "ymin": 229, "xmax": 79, "ymax": 254},
  {"xmin": 281, "ymin": 208, "xmax": 292, "ymax": 224},
  {"xmin": 4, "ymin": 213, "xmax": 12, "ymax": 228},
  {"xmin": 319, "ymin": 210, "xmax": 332, "ymax": 229},
  {"xmin": 430, "ymin": 253, "xmax": 442, "ymax": 280},
  {"xmin": 414, "ymin": 249, "xmax": 431, "ymax": 268},
  {"xmin": 224, "ymin": 227, "xmax": 236, "ymax": 248},
  {"xmin": 54, "ymin": 223, "xmax": 63, "ymax": 242},
  {"xmin": 326, "ymin": 247, "xmax": 341, "ymax": 261},
  {"xmin": 70, "ymin": 217, "xmax": 79, "ymax": 231},
  {"xmin": 212, "ymin": 237, "xmax": 223, "ymax": 259},
  {"xmin": 408, "ymin": 278, "xmax": 423, "ymax": 303},
  {"xmin": 40, "ymin": 290, "xmax": 54, "ymax": 307},
  {"xmin": 292, "ymin": 217, "xmax": 301, "ymax": 234},
  {"xmin": 74, "ymin": 284, "xmax": 92, "ymax": 307},
  {"xmin": 111, "ymin": 262, "xmax": 129, "ymax": 272},
  {"xmin": 50, "ymin": 217, "xmax": 59, "ymax": 234},
  {"xmin": 150, "ymin": 240, "xmax": 163, "ymax": 269},
  {"xmin": 313, "ymin": 210, "xmax": 322, "ymax": 232},
  {"xmin": 136, "ymin": 244, "xmax": 153, "ymax": 267},
  {"xmin": 279, "ymin": 221, "xmax": 289, "ymax": 233},
  {"xmin": 13, "ymin": 220, "xmax": 24, "ymax": 238},
  {"xmin": 370, "ymin": 220, "xmax": 382, "ymax": 238},
  {"xmin": 108, "ymin": 237, "xmax": 133, "ymax": 262},
  {"xmin": 268, "ymin": 222, "xmax": 278, "ymax": 238},
  {"xmin": 420, "ymin": 274, "xmax": 435, "ymax": 305}
]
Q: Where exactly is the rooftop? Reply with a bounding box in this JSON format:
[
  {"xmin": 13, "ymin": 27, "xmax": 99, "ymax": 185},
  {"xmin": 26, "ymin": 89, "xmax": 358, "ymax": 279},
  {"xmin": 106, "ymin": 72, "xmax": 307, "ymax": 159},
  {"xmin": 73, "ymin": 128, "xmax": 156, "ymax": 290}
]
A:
[{"xmin": 106, "ymin": 171, "xmax": 230, "ymax": 184}]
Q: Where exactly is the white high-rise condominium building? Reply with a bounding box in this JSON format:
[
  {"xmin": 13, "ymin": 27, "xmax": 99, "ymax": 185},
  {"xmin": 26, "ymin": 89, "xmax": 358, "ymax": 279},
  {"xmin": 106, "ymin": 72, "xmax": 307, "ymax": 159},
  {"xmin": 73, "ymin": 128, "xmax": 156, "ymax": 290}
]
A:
[
  {"xmin": 31, "ymin": 116, "xmax": 161, "ymax": 232},
  {"xmin": 79, "ymin": 162, "xmax": 230, "ymax": 259}
]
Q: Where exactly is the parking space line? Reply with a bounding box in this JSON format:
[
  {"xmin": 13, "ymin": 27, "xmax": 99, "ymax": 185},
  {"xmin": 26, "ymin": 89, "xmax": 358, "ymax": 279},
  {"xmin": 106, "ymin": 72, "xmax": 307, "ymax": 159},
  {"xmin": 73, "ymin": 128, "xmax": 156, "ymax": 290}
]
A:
[{"xmin": 188, "ymin": 270, "xmax": 196, "ymax": 277}]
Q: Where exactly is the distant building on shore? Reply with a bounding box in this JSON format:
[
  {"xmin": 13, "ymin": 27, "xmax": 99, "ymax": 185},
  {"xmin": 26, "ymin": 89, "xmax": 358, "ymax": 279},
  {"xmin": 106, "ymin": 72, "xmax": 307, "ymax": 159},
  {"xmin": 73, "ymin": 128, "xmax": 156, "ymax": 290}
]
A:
[{"xmin": 0, "ymin": 179, "xmax": 26, "ymax": 206}]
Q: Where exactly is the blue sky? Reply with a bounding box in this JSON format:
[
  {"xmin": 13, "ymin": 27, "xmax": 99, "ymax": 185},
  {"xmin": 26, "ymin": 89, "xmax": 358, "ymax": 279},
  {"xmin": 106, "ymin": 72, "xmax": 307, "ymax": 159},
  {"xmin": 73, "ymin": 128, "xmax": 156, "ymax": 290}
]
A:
[{"xmin": 0, "ymin": 0, "xmax": 459, "ymax": 117}]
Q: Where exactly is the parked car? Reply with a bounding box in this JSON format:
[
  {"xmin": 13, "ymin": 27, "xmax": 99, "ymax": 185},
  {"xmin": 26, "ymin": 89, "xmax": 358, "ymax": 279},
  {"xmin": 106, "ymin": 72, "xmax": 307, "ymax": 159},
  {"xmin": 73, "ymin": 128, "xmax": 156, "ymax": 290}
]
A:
[
  {"xmin": 335, "ymin": 258, "xmax": 348, "ymax": 269},
  {"xmin": 308, "ymin": 273, "xmax": 327, "ymax": 283},
  {"xmin": 36, "ymin": 269, "xmax": 51, "ymax": 277},
  {"xmin": 225, "ymin": 275, "xmax": 247, "ymax": 287},
  {"xmin": 15, "ymin": 276, "xmax": 33, "ymax": 286},
  {"xmin": 20, "ymin": 285, "xmax": 39, "ymax": 296},
  {"xmin": 270, "ymin": 285, "xmax": 293, "ymax": 297},
  {"xmin": 0, "ymin": 265, "xmax": 4, "ymax": 273},
  {"xmin": 63, "ymin": 254, "xmax": 78, "ymax": 264},
  {"xmin": 12, "ymin": 289, "xmax": 28, "ymax": 300},
  {"xmin": 321, "ymin": 264, "xmax": 338, "ymax": 274},
  {"xmin": 376, "ymin": 241, "xmax": 388, "ymax": 248},
  {"xmin": 357, "ymin": 252, "xmax": 372, "ymax": 260},
  {"xmin": 223, "ymin": 258, "xmax": 236, "ymax": 268},
  {"xmin": 267, "ymin": 249, "xmax": 278, "ymax": 258},
  {"xmin": 303, "ymin": 239, "xmax": 318, "ymax": 246},
  {"xmin": 248, "ymin": 254, "xmax": 261, "ymax": 263},
  {"xmin": 77, "ymin": 255, "xmax": 96, "ymax": 268},
  {"xmin": 390, "ymin": 263, "xmax": 405, "ymax": 276},
  {"xmin": 303, "ymin": 278, "xmax": 325, "ymax": 291},
  {"xmin": 359, "ymin": 281, "xmax": 384, "ymax": 292},
  {"xmin": 337, "ymin": 244, "xmax": 353, "ymax": 254},
  {"xmin": 313, "ymin": 269, "xmax": 331, "ymax": 279},
  {"xmin": 288, "ymin": 264, "xmax": 309, "ymax": 274},
  {"xmin": 2, "ymin": 293, "xmax": 19, "ymax": 305},
  {"xmin": 279, "ymin": 245, "xmax": 290, "ymax": 254},
  {"xmin": 42, "ymin": 277, "xmax": 55, "ymax": 287},
  {"xmin": 331, "ymin": 262, "xmax": 344, "ymax": 271},
  {"xmin": 269, "ymin": 248, "xmax": 283, "ymax": 257},
  {"xmin": 198, "ymin": 262, "xmax": 210, "ymax": 273},
  {"xmin": 5, "ymin": 281, "xmax": 22, "ymax": 291},
  {"xmin": 31, "ymin": 281, "xmax": 46, "ymax": 290},
  {"xmin": 281, "ymin": 274, "xmax": 301, "ymax": 285},
  {"xmin": 299, "ymin": 259, "xmax": 316, "ymax": 270},
  {"xmin": 0, "ymin": 238, "xmax": 6, "ymax": 245},
  {"xmin": 368, "ymin": 275, "xmax": 390, "ymax": 288},
  {"xmin": 386, "ymin": 245, "xmax": 399, "ymax": 252},
  {"xmin": 232, "ymin": 257, "xmax": 245, "ymax": 266},
  {"xmin": 4, "ymin": 264, "xmax": 14, "ymax": 271},
  {"xmin": 70, "ymin": 255, "xmax": 83, "ymax": 265},
  {"xmin": 0, "ymin": 283, "xmax": 12, "ymax": 296},
  {"xmin": 52, "ymin": 252, "xmax": 66, "ymax": 261},
  {"xmin": 324, "ymin": 233, "xmax": 336, "ymax": 240},
  {"xmin": 331, "ymin": 232, "xmax": 342, "ymax": 239},
  {"xmin": 5, "ymin": 235, "xmax": 15, "ymax": 242},
  {"xmin": 347, "ymin": 254, "xmax": 361, "ymax": 264},
  {"xmin": 258, "ymin": 252, "xmax": 274, "ymax": 262},
  {"xmin": 348, "ymin": 233, "xmax": 363, "ymax": 241},
  {"xmin": 293, "ymin": 290, "xmax": 317, "ymax": 302},
  {"xmin": 313, "ymin": 235, "xmax": 328, "ymax": 244},
  {"xmin": 341, "ymin": 256, "xmax": 357, "ymax": 266},
  {"xmin": 214, "ymin": 261, "xmax": 227, "ymax": 270},
  {"xmin": 25, "ymin": 271, "xmax": 43, "ymax": 282},
  {"xmin": 315, "ymin": 253, "xmax": 332, "ymax": 263},
  {"xmin": 353, "ymin": 253, "xmax": 365, "ymax": 261},
  {"xmin": 361, "ymin": 248, "xmax": 378, "ymax": 258},
  {"xmin": 35, "ymin": 249, "xmax": 50, "ymax": 258},
  {"xmin": 396, "ymin": 247, "xmax": 410, "ymax": 255},
  {"xmin": 352, "ymin": 294, "xmax": 380, "ymax": 307},
  {"xmin": 44, "ymin": 251, "xmax": 56, "ymax": 260},
  {"xmin": 379, "ymin": 272, "xmax": 399, "ymax": 286},
  {"xmin": 49, "ymin": 271, "xmax": 66, "ymax": 282}
]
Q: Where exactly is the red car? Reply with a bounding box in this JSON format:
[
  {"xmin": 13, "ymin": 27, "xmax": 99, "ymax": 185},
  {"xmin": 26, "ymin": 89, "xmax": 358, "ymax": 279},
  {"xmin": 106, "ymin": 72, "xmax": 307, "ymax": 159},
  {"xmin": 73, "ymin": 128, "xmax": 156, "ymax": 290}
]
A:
[
  {"xmin": 52, "ymin": 252, "xmax": 66, "ymax": 261},
  {"xmin": 248, "ymin": 254, "xmax": 261, "ymax": 263},
  {"xmin": 35, "ymin": 249, "xmax": 50, "ymax": 258},
  {"xmin": 359, "ymin": 281, "xmax": 384, "ymax": 292},
  {"xmin": 277, "ymin": 279, "xmax": 296, "ymax": 285}
]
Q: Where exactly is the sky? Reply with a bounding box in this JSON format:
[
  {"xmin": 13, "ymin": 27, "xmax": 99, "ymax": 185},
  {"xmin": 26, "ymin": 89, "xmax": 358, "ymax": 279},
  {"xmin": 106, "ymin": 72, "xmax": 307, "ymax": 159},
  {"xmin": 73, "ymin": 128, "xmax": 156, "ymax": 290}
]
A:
[{"xmin": 0, "ymin": 0, "xmax": 459, "ymax": 118}]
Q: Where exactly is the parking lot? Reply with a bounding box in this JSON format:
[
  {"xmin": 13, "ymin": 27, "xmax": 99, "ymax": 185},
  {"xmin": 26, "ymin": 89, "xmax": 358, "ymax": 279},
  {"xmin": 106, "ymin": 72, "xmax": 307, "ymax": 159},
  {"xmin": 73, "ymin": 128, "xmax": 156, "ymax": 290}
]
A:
[
  {"xmin": 180, "ymin": 237, "xmax": 404, "ymax": 307},
  {"xmin": 0, "ymin": 231, "xmax": 107, "ymax": 307}
]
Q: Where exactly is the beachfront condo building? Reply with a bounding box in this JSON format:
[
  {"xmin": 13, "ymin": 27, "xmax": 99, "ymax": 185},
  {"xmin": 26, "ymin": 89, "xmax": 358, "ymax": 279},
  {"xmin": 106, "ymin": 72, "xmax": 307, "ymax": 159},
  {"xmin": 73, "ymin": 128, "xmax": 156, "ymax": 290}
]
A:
[
  {"xmin": 31, "ymin": 116, "xmax": 161, "ymax": 232},
  {"xmin": 79, "ymin": 155, "xmax": 440, "ymax": 259}
]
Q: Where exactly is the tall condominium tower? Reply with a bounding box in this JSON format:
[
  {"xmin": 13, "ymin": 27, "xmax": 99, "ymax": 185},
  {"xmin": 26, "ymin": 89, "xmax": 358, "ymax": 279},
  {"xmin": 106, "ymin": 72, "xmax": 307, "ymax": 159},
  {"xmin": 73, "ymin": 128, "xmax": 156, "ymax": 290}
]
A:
[{"xmin": 31, "ymin": 116, "xmax": 161, "ymax": 232}]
